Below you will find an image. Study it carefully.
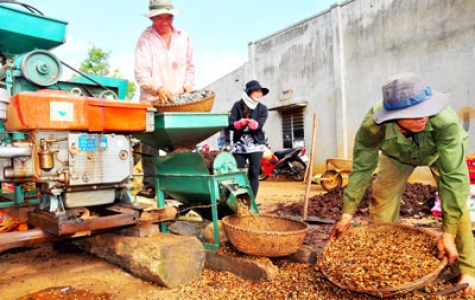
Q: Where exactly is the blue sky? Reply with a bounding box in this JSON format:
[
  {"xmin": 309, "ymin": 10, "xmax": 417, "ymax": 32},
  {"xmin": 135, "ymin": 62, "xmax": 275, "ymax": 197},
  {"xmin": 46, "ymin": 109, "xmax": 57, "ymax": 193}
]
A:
[{"xmin": 11, "ymin": 0, "xmax": 337, "ymax": 90}]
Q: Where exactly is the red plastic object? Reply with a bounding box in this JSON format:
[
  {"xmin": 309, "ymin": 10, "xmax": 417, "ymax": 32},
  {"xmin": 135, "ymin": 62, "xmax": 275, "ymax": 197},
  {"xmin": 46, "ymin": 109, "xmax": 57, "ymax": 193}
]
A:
[{"xmin": 467, "ymin": 159, "xmax": 475, "ymax": 185}]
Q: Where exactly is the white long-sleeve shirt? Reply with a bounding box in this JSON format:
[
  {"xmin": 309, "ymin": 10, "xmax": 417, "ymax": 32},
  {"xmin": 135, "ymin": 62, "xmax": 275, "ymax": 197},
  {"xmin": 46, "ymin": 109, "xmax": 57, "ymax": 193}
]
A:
[{"xmin": 134, "ymin": 26, "xmax": 195, "ymax": 103}]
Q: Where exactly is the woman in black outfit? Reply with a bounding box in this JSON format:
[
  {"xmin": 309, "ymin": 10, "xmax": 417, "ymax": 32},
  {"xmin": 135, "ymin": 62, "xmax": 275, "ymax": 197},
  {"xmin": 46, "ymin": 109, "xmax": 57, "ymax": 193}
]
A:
[{"xmin": 228, "ymin": 80, "xmax": 269, "ymax": 198}]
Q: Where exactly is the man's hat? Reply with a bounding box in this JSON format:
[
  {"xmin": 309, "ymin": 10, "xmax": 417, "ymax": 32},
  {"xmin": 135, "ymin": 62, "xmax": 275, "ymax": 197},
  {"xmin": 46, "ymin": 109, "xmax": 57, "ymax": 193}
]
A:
[
  {"xmin": 144, "ymin": 0, "xmax": 181, "ymax": 18},
  {"xmin": 373, "ymin": 72, "xmax": 450, "ymax": 124}
]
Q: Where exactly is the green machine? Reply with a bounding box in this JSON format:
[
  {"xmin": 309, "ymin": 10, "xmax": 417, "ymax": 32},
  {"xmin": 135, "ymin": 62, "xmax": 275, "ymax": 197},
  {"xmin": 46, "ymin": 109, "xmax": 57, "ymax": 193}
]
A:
[
  {"xmin": 0, "ymin": 2, "xmax": 130, "ymax": 210},
  {"xmin": 134, "ymin": 112, "xmax": 259, "ymax": 250}
]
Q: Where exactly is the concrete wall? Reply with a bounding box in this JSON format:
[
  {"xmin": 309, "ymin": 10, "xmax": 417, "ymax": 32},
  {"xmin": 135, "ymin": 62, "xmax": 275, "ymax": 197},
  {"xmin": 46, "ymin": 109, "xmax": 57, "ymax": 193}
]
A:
[{"xmin": 205, "ymin": 0, "xmax": 475, "ymax": 180}]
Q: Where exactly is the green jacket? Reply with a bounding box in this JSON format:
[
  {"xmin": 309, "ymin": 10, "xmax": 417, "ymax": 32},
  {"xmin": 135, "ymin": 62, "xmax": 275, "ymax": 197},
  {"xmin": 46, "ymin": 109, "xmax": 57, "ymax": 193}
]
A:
[{"xmin": 343, "ymin": 105, "xmax": 470, "ymax": 234}]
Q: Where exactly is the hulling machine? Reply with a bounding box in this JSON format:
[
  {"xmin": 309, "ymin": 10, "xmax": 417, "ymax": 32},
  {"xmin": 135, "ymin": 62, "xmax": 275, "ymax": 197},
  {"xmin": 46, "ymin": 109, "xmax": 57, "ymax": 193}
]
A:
[
  {"xmin": 135, "ymin": 113, "xmax": 259, "ymax": 249},
  {"xmin": 0, "ymin": 2, "xmax": 257, "ymax": 252}
]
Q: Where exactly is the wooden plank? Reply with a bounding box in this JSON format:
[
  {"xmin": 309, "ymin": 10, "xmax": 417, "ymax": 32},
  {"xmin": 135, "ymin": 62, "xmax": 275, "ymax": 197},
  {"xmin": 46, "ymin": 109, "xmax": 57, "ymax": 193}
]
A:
[
  {"xmin": 27, "ymin": 210, "xmax": 140, "ymax": 236},
  {"xmin": 205, "ymin": 250, "xmax": 278, "ymax": 283},
  {"xmin": 303, "ymin": 114, "xmax": 319, "ymax": 220},
  {"xmin": 0, "ymin": 229, "xmax": 63, "ymax": 254},
  {"xmin": 142, "ymin": 206, "xmax": 177, "ymax": 223}
]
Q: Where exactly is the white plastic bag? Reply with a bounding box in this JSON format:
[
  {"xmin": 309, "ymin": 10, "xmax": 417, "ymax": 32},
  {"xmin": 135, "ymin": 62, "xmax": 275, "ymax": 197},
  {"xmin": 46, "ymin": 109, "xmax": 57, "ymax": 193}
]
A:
[
  {"xmin": 431, "ymin": 192, "xmax": 442, "ymax": 217},
  {"xmin": 468, "ymin": 185, "xmax": 475, "ymax": 223},
  {"xmin": 263, "ymin": 146, "xmax": 272, "ymax": 159}
]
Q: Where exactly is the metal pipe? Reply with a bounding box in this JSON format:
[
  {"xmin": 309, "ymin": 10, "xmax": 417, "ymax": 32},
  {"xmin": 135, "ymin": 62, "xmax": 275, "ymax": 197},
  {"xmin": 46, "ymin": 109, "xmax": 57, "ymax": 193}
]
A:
[
  {"xmin": 335, "ymin": 3, "xmax": 349, "ymax": 158},
  {"xmin": 4, "ymin": 167, "xmax": 34, "ymax": 178},
  {"xmin": 250, "ymin": 41, "xmax": 256, "ymax": 79},
  {"xmin": 0, "ymin": 146, "xmax": 32, "ymax": 158}
]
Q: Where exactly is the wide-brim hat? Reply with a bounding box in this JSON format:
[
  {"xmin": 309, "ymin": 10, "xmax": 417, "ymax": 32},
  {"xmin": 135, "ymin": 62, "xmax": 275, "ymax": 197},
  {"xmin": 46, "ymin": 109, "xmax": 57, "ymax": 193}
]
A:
[
  {"xmin": 244, "ymin": 80, "xmax": 269, "ymax": 96},
  {"xmin": 144, "ymin": 0, "xmax": 181, "ymax": 18},
  {"xmin": 373, "ymin": 72, "xmax": 450, "ymax": 124}
]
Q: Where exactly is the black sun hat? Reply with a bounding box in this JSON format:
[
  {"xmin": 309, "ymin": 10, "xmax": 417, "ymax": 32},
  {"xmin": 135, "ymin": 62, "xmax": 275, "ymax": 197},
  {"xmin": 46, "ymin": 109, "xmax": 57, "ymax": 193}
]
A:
[{"xmin": 244, "ymin": 80, "xmax": 269, "ymax": 96}]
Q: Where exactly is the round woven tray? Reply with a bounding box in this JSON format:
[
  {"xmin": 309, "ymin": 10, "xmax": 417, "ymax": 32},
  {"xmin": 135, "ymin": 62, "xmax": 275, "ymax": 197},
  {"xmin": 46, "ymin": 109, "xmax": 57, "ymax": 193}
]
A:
[
  {"xmin": 320, "ymin": 221, "xmax": 448, "ymax": 298},
  {"xmin": 153, "ymin": 90, "xmax": 215, "ymax": 113},
  {"xmin": 222, "ymin": 214, "xmax": 309, "ymax": 257}
]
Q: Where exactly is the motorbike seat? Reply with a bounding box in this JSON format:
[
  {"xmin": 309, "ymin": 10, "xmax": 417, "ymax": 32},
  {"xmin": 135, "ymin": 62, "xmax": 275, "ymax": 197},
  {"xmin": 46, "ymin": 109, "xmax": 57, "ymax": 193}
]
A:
[{"xmin": 274, "ymin": 148, "xmax": 300, "ymax": 159}]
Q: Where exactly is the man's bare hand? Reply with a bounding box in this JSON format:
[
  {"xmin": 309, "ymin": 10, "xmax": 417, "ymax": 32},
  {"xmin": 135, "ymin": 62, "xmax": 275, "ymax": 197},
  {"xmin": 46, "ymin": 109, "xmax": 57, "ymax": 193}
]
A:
[
  {"xmin": 330, "ymin": 213, "xmax": 353, "ymax": 239},
  {"xmin": 437, "ymin": 232, "xmax": 458, "ymax": 265},
  {"xmin": 183, "ymin": 85, "xmax": 192, "ymax": 93},
  {"xmin": 157, "ymin": 87, "xmax": 173, "ymax": 104}
]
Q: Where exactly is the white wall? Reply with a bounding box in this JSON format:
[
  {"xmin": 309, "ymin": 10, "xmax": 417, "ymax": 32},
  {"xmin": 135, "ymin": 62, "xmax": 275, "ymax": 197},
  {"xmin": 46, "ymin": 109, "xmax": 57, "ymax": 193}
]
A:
[{"xmin": 205, "ymin": 0, "xmax": 475, "ymax": 180}]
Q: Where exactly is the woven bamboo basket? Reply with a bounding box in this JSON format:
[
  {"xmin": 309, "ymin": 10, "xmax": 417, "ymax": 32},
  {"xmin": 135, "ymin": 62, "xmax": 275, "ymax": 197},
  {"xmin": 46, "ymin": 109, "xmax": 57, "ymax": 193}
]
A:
[
  {"xmin": 320, "ymin": 221, "xmax": 448, "ymax": 298},
  {"xmin": 153, "ymin": 90, "xmax": 215, "ymax": 113},
  {"xmin": 222, "ymin": 214, "xmax": 309, "ymax": 257}
]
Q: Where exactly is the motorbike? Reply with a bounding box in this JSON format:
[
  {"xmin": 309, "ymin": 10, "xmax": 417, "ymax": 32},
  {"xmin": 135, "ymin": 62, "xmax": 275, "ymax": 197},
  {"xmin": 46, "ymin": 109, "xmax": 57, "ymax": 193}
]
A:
[{"xmin": 259, "ymin": 147, "xmax": 308, "ymax": 181}]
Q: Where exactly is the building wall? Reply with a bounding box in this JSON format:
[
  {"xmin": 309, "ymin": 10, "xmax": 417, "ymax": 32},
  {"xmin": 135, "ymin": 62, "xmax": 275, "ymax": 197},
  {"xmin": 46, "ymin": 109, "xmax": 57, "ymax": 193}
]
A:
[{"xmin": 205, "ymin": 0, "xmax": 475, "ymax": 181}]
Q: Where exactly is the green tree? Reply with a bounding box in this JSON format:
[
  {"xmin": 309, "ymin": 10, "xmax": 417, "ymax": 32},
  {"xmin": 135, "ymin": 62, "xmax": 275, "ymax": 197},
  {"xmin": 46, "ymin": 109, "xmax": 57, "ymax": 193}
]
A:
[
  {"xmin": 79, "ymin": 46, "xmax": 111, "ymax": 76},
  {"xmin": 78, "ymin": 45, "xmax": 136, "ymax": 100}
]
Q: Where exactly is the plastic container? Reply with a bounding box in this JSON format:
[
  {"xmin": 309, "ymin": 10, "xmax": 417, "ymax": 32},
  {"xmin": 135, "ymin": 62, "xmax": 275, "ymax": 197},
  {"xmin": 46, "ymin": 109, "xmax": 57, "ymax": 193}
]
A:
[
  {"xmin": 431, "ymin": 192, "xmax": 442, "ymax": 217},
  {"xmin": 469, "ymin": 185, "xmax": 475, "ymax": 224},
  {"xmin": 4, "ymin": 90, "xmax": 153, "ymax": 132},
  {"xmin": 467, "ymin": 159, "xmax": 475, "ymax": 184}
]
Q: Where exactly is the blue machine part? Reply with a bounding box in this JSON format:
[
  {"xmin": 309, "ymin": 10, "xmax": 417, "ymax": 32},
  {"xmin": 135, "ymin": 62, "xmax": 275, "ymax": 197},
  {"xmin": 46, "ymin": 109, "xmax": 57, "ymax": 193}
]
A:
[{"xmin": 77, "ymin": 134, "xmax": 108, "ymax": 151}]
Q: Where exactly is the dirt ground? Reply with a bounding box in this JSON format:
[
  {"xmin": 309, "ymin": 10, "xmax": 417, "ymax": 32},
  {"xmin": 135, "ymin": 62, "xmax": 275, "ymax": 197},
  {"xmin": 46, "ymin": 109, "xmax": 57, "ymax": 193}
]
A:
[
  {"xmin": 0, "ymin": 179, "xmax": 470, "ymax": 300},
  {"xmin": 0, "ymin": 180, "xmax": 318, "ymax": 300}
]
